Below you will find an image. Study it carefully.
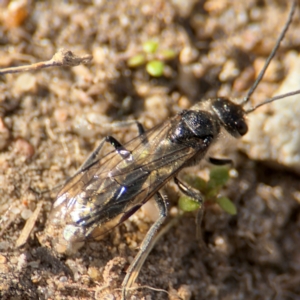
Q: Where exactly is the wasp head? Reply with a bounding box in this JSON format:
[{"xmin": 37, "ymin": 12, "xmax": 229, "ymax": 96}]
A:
[{"xmin": 212, "ymin": 97, "xmax": 248, "ymax": 138}]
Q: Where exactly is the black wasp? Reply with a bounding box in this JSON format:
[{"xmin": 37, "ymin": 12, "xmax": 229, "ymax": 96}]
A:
[{"xmin": 45, "ymin": 1, "xmax": 300, "ymax": 299}]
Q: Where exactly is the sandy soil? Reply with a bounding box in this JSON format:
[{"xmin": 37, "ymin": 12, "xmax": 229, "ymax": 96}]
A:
[{"xmin": 0, "ymin": 1, "xmax": 300, "ymax": 299}]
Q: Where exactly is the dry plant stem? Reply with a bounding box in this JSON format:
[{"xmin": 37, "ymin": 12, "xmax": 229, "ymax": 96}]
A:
[
  {"xmin": 15, "ymin": 201, "xmax": 44, "ymax": 248},
  {"xmin": 0, "ymin": 49, "xmax": 93, "ymax": 75}
]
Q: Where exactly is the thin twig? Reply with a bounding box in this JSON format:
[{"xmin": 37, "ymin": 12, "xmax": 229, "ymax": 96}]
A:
[
  {"xmin": 15, "ymin": 200, "xmax": 44, "ymax": 248},
  {"xmin": 0, "ymin": 49, "xmax": 93, "ymax": 75}
]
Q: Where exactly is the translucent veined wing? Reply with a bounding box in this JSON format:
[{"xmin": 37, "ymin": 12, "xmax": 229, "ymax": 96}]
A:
[{"xmin": 46, "ymin": 114, "xmax": 213, "ymax": 253}]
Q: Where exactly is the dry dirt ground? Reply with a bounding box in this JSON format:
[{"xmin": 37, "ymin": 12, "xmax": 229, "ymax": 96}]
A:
[{"xmin": 1, "ymin": 1, "xmax": 300, "ymax": 299}]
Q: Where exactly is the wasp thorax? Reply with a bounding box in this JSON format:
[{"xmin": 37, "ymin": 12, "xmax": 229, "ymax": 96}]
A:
[{"xmin": 212, "ymin": 97, "xmax": 248, "ymax": 138}]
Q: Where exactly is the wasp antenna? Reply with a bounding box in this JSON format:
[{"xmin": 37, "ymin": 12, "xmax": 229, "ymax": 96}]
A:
[
  {"xmin": 245, "ymin": 89, "xmax": 300, "ymax": 113},
  {"xmin": 243, "ymin": 0, "xmax": 297, "ymax": 106}
]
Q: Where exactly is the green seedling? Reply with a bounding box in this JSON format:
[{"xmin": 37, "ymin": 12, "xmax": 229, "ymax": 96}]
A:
[
  {"xmin": 127, "ymin": 54, "xmax": 146, "ymax": 68},
  {"xmin": 127, "ymin": 40, "xmax": 176, "ymax": 77},
  {"xmin": 146, "ymin": 60, "xmax": 165, "ymax": 77},
  {"xmin": 143, "ymin": 40, "xmax": 159, "ymax": 54},
  {"xmin": 178, "ymin": 166, "xmax": 237, "ymax": 215}
]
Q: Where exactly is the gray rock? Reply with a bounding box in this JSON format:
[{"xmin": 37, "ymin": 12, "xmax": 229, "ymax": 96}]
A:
[{"xmin": 239, "ymin": 53, "xmax": 300, "ymax": 174}]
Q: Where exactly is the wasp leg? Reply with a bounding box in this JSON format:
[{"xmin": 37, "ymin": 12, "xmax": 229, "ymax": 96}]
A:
[
  {"xmin": 127, "ymin": 120, "xmax": 148, "ymax": 144},
  {"xmin": 79, "ymin": 121, "xmax": 147, "ymax": 173},
  {"xmin": 78, "ymin": 138, "xmax": 107, "ymax": 172},
  {"xmin": 174, "ymin": 177, "xmax": 204, "ymax": 240},
  {"xmin": 79, "ymin": 135, "xmax": 132, "ymax": 173},
  {"xmin": 111, "ymin": 120, "xmax": 149, "ymax": 145},
  {"xmin": 109, "ymin": 120, "xmax": 147, "ymax": 142},
  {"xmin": 106, "ymin": 135, "xmax": 135, "ymax": 160},
  {"xmin": 209, "ymin": 157, "xmax": 233, "ymax": 166},
  {"xmin": 121, "ymin": 192, "xmax": 168, "ymax": 300},
  {"xmin": 135, "ymin": 121, "xmax": 145, "ymax": 135},
  {"xmin": 78, "ymin": 135, "xmax": 125, "ymax": 171},
  {"xmin": 119, "ymin": 120, "xmax": 148, "ymax": 143},
  {"xmin": 110, "ymin": 120, "xmax": 145, "ymax": 135},
  {"xmin": 174, "ymin": 177, "xmax": 203, "ymax": 205},
  {"xmin": 101, "ymin": 121, "xmax": 148, "ymax": 160}
]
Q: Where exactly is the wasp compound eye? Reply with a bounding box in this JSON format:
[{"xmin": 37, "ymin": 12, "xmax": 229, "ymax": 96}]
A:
[
  {"xmin": 236, "ymin": 119, "xmax": 248, "ymax": 136},
  {"xmin": 212, "ymin": 98, "xmax": 247, "ymax": 138}
]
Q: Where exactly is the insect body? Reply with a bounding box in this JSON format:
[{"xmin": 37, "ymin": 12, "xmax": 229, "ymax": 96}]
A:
[
  {"xmin": 45, "ymin": 1, "xmax": 300, "ymax": 299},
  {"xmin": 47, "ymin": 97, "xmax": 246, "ymax": 253}
]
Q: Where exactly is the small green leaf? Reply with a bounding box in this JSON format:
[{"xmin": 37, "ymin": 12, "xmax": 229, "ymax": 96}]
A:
[
  {"xmin": 143, "ymin": 41, "xmax": 159, "ymax": 54},
  {"xmin": 127, "ymin": 54, "xmax": 146, "ymax": 67},
  {"xmin": 207, "ymin": 166, "xmax": 230, "ymax": 190},
  {"xmin": 182, "ymin": 175, "xmax": 207, "ymax": 191},
  {"xmin": 158, "ymin": 49, "xmax": 176, "ymax": 60},
  {"xmin": 146, "ymin": 60, "xmax": 164, "ymax": 77},
  {"xmin": 216, "ymin": 197, "xmax": 237, "ymax": 215},
  {"xmin": 178, "ymin": 196, "xmax": 201, "ymax": 212},
  {"xmin": 205, "ymin": 188, "xmax": 219, "ymax": 199}
]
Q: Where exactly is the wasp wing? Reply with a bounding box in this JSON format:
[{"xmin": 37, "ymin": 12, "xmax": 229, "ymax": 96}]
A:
[{"xmin": 48, "ymin": 116, "xmax": 209, "ymax": 242}]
